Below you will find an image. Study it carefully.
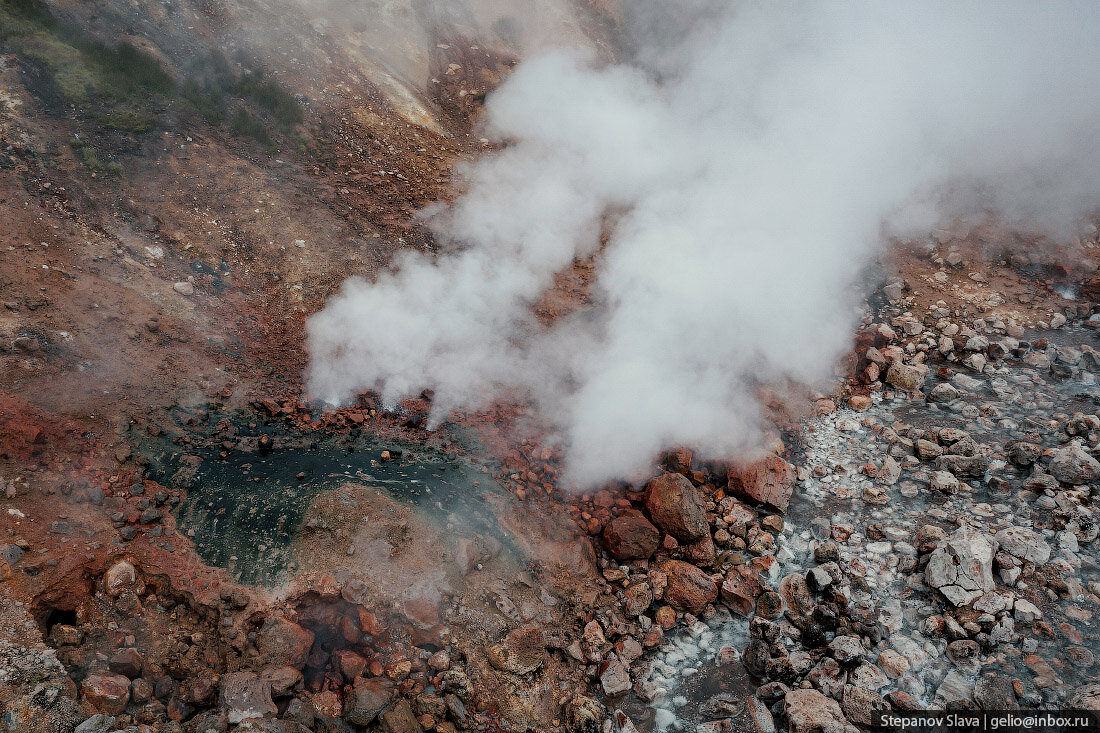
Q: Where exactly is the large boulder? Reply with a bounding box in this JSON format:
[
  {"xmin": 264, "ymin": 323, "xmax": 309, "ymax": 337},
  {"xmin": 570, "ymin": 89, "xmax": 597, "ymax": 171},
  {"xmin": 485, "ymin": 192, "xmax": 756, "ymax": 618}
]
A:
[
  {"xmin": 974, "ymin": 675, "xmax": 1017, "ymax": 710},
  {"xmin": 644, "ymin": 473, "xmax": 708, "ymax": 542},
  {"xmin": 1005, "ymin": 440, "xmax": 1042, "ymax": 467},
  {"xmin": 660, "ymin": 560, "xmax": 718, "ymax": 613},
  {"xmin": 884, "ymin": 362, "xmax": 927, "ymax": 391},
  {"xmin": 720, "ymin": 565, "xmax": 765, "ymax": 616},
  {"xmin": 1049, "ymin": 443, "xmax": 1100, "ymax": 485},
  {"xmin": 104, "ymin": 560, "xmax": 137, "ymax": 597},
  {"xmin": 727, "ymin": 455, "xmax": 796, "ymax": 513},
  {"xmin": 778, "ymin": 573, "xmax": 814, "ymax": 618},
  {"xmin": 1069, "ymin": 683, "xmax": 1100, "ymax": 710},
  {"xmin": 344, "ymin": 678, "xmax": 394, "ymax": 726},
  {"xmin": 379, "ymin": 699, "xmax": 425, "ymax": 733},
  {"xmin": 220, "ymin": 671, "xmax": 277, "ymax": 725},
  {"xmin": 994, "ymin": 526, "xmax": 1051, "ymax": 565},
  {"xmin": 785, "ymin": 688, "xmax": 855, "ymax": 733},
  {"xmin": 841, "ymin": 685, "xmax": 890, "ymax": 727},
  {"xmin": 935, "ymin": 454, "xmax": 989, "ymax": 477},
  {"xmin": 255, "ymin": 617, "xmax": 314, "ymax": 669},
  {"xmin": 601, "ymin": 512, "xmax": 660, "ymax": 560},
  {"xmin": 925, "ymin": 527, "xmax": 997, "ymax": 606},
  {"xmin": 599, "ymin": 658, "xmax": 631, "ymax": 696},
  {"xmin": 80, "ymin": 673, "xmax": 131, "ymax": 715}
]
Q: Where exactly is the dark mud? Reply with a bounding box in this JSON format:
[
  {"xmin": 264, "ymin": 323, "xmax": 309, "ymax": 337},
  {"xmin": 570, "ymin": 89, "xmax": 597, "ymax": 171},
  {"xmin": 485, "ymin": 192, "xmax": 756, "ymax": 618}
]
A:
[{"xmin": 136, "ymin": 418, "xmax": 512, "ymax": 585}]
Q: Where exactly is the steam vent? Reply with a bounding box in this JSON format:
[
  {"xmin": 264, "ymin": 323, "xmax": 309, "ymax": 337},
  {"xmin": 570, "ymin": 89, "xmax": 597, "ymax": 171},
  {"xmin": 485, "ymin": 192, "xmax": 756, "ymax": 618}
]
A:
[{"xmin": 4, "ymin": 1, "xmax": 1100, "ymax": 732}]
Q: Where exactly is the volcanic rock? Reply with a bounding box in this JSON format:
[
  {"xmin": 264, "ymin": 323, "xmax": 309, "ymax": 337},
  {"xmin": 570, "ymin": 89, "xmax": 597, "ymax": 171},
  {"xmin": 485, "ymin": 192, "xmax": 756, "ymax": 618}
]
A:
[
  {"xmin": 885, "ymin": 362, "xmax": 927, "ymax": 391},
  {"xmin": 602, "ymin": 512, "xmax": 660, "ymax": 560},
  {"xmin": 260, "ymin": 666, "xmax": 302, "ymax": 697},
  {"xmin": 935, "ymin": 670, "xmax": 973, "ymax": 706},
  {"xmin": 785, "ymin": 688, "xmax": 855, "ymax": 733},
  {"xmin": 806, "ymin": 567, "xmax": 832, "ymax": 592},
  {"xmin": 916, "ymin": 438, "xmax": 943, "ymax": 459},
  {"xmin": 829, "ymin": 636, "xmax": 866, "ymax": 665},
  {"xmin": 255, "ymin": 617, "xmax": 314, "ymax": 669},
  {"xmin": 1013, "ymin": 599, "xmax": 1042, "ymax": 622},
  {"xmin": 104, "ymin": 560, "xmax": 136, "ymax": 597},
  {"xmin": 684, "ymin": 533, "xmax": 717, "ymax": 566},
  {"xmin": 1049, "ymin": 443, "xmax": 1100, "ymax": 485},
  {"xmin": 807, "ymin": 657, "xmax": 846, "ymax": 697},
  {"xmin": 0, "ymin": 544, "xmax": 25, "ymax": 565},
  {"xmin": 622, "ymin": 582, "xmax": 653, "ymax": 617},
  {"xmin": 720, "ymin": 565, "xmax": 764, "ymax": 616},
  {"xmin": 848, "ymin": 663, "xmax": 888, "ymax": 691},
  {"xmin": 108, "ymin": 649, "xmax": 144, "ymax": 679},
  {"xmin": 221, "ymin": 671, "xmax": 276, "ymax": 725},
  {"xmin": 925, "ymin": 527, "xmax": 996, "ymax": 606},
  {"xmin": 345, "ymin": 678, "xmax": 394, "ymax": 726},
  {"xmin": 332, "ymin": 650, "xmax": 367, "ymax": 681},
  {"xmin": 742, "ymin": 639, "xmax": 770, "ymax": 676},
  {"xmin": 876, "ymin": 650, "xmax": 910, "ymax": 679},
  {"xmin": 929, "ymin": 471, "xmax": 959, "ymax": 494},
  {"xmin": 379, "ymin": 699, "xmax": 424, "ymax": 733},
  {"xmin": 599, "ymin": 658, "xmax": 631, "ymax": 696},
  {"xmin": 81, "ymin": 673, "xmax": 131, "ymax": 715},
  {"xmin": 878, "ymin": 456, "xmax": 900, "ymax": 485},
  {"xmin": 935, "ymin": 454, "xmax": 989, "ymax": 477},
  {"xmin": 974, "ymin": 675, "xmax": 1017, "ymax": 710},
  {"xmin": 927, "ymin": 382, "xmax": 959, "ymax": 403},
  {"xmin": 841, "ymin": 685, "xmax": 890, "ymax": 727},
  {"xmin": 755, "ymin": 591, "xmax": 784, "ymax": 619},
  {"xmin": 1069, "ymin": 684, "xmax": 1100, "ymax": 710},
  {"xmin": 644, "ymin": 472, "xmax": 708, "ymax": 542},
  {"xmin": 1005, "ymin": 440, "xmax": 1042, "ymax": 466},
  {"xmin": 778, "ymin": 573, "xmax": 814, "ymax": 618},
  {"xmin": 727, "ymin": 455, "xmax": 796, "ymax": 513},
  {"xmin": 660, "ymin": 560, "xmax": 718, "ymax": 613},
  {"xmin": 994, "ymin": 526, "xmax": 1051, "ymax": 564},
  {"xmin": 74, "ymin": 715, "xmax": 117, "ymax": 733}
]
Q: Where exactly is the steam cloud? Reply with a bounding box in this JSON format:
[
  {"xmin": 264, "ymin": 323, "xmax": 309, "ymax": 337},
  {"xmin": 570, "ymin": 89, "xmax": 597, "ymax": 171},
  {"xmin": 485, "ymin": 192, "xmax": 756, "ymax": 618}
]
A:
[{"xmin": 308, "ymin": 1, "xmax": 1100, "ymax": 486}]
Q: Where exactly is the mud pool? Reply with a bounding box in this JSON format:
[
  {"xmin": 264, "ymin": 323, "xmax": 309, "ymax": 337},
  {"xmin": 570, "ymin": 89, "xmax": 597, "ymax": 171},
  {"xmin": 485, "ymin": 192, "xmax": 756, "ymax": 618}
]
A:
[{"xmin": 158, "ymin": 434, "xmax": 510, "ymax": 585}]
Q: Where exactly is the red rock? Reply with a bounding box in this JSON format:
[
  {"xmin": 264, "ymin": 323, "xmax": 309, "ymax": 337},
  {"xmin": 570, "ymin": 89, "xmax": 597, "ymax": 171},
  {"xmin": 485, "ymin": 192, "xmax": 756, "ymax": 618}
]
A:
[
  {"xmin": 380, "ymin": 698, "xmax": 425, "ymax": 733},
  {"xmin": 621, "ymin": 582, "xmax": 653, "ymax": 617},
  {"xmin": 660, "ymin": 560, "xmax": 718, "ymax": 613},
  {"xmin": 727, "ymin": 456, "xmax": 796, "ymax": 512},
  {"xmin": 644, "ymin": 473, "xmax": 708, "ymax": 542},
  {"xmin": 220, "ymin": 671, "xmax": 276, "ymax": 724},
  {"xmin": 260, "ymin": 666, "xmax": 302, "ymax": 697},
  {"xmin": 664, "ymin": 447, "xmax": 693, "ymax": 476},
  {"xmin": 256, "ymin": 617, "xmax": 314, "ymax": 669},
  {"xmin": 654, "ymin": 605, "xmax": 676, "ymax": 630},
  {"xmin": 313, "ymin": 689, "xmax": 343, "ymax": 719},
  {"xmin": 104, "ymin": 560, "xmax": 137, "ymax": 597},
  {"xmin": 358, "ymin": 608, "xmax": 383, "ymax": 637},
  {"xmin": 683, "ymin": 534, "xmax": 717, "ymax": 566},
  {"xmin": 334, "ymin": 650, "xmax": 368, "ymax": 680},
  {"xmin": 340, "ymin": 615, "xmax": 361, "ymax": 644},
  {"xmin": 108, "ymin": 648, "xmax": 144, "ymax": 679},
  {"xmin": 601, "ymin": 512, "xmax": 660, "ymax": 560},
  {"xmin": 184, "ymin": 673, "xmax": 219, "ymax": 705},
  {"xmin": 720, "ymin": 565, "xmax": 765, "ymax": 616},
  {"xmin": 81, "ymin": 672, "xmax": 131, "ymax": 715},
  {"xmin": 785, "ymin": 688, "xmax": 852, "ymax": 733}
]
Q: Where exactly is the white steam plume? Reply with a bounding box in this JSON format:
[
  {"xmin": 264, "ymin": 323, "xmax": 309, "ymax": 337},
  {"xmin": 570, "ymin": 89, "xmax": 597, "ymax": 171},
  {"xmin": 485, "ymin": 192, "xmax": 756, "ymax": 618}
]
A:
[{"xmin": 308, "ymin": 1, "xmax": 1100, "ymax": 486}]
